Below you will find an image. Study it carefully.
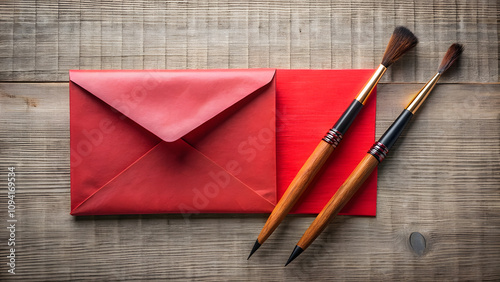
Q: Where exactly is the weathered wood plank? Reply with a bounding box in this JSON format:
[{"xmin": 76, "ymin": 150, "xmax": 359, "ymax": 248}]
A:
[
  {"xmin": 330, "ymin": 1, "xmax": 352, "ymax": 69},
  {"xmin": 247, "ymin": 1, "xmax": 270, "ymax": 68},
  {"xmin": 0, "ymin": 83, "xmax": 498, "ymax": 280},
  {"xmin": 0, "ymin": 0, "xmax": 497, "ymax": 82},
  {"xmin": 309, "ymin": 0, "xmax": 331, "ymax": 69},
  {"xmin": 100, "ymin": 0, "xmax": 124, "ymax": 69},
  {"xmin": 290, "ymin": 0, "xmax": 310, "ymax": 69},
  {"xmin": 165, "ymin": 1, "xmax": 188, "ymax": 70},
  {"xmin": 0, "ymin": 0, "xmax": 498, "ymax": 280},
  {"xmin": 268, "ymin": 2, "xmax": 291, "ymax": 69},
  {"xmin": 143, "ymin": 1, "xmax": 167, "ymax": 69},
  {"xmin": 58, "ymin": 0, "xmax": 81, "ymax": 78}
]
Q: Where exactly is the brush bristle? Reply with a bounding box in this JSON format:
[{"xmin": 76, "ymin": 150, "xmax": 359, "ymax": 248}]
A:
[
  {"xmin": 381, "ymin": 26, "xmax": 418, "ymax": 67},
  {"xmin": 438, "ymin": 43, "xmax": 464, "ymax": 74}
]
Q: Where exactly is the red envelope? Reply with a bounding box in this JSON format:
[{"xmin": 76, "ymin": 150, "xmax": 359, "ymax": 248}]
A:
[{"xmin": 69, "ymin": 69, "xmax": 377, "ymax": 216}]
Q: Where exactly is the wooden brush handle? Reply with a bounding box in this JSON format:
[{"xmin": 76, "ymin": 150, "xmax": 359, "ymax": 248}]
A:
[
  {"xmin": 297, "ymin": 153, "xmax": 379, "ymax": 250},
  {"xmin": 257, "ymin": 140, "xmax": 336, "ymax": 243}
]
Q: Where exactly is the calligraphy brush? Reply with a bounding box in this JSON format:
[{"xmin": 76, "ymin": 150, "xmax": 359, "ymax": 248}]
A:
[
  {"xmin": 285, "ymin": 43, "xmax": 464, "ymax": 266},
  {"xmin": 248, "ymin": 26, "xmax": 418, "ymax": 259}
]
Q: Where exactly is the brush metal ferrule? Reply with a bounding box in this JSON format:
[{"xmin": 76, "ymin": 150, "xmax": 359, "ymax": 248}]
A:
[
  {"xmin": 355, "ymin": 64, "xmax": 387, "ymax": 105},
  {"xmin": 406, "ymin": 73, "xmax": 441, "ymax": 114}
]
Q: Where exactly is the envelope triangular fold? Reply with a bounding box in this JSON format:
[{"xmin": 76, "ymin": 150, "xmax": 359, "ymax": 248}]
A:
[
  {"xmin": 71, "ymin": 141, "xmax": 275, "ymax": 215},
  {"xmin": 69, "ymin": 69, "xmax": 276, "ymax": 142}
]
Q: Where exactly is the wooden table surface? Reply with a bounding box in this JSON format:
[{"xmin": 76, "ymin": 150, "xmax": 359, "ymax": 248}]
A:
[{"xmin": 0, "ymin": 1, "xmax": 498, "ymax": 281}]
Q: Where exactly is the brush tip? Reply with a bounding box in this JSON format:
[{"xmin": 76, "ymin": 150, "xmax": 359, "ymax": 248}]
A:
[
  {"xmin": 285, "ymin": 245, "xmax": 304, "ymax": 266},
  {"xmin": 381, "ymin": 26, "xmax": 418, "ymax": 68},
  {"xmin": 247, "ymin": 240, "xmax": 261, "ymax": 260},
  {"xmin": 438, "ymin": 43, "xmax": 464, "ymax": 74}
]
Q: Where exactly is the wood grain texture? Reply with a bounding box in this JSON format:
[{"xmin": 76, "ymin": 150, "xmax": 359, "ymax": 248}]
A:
[
  {"xmin": 258, "ymin": 140, "xmax": 335, "ymax": 244},
  {"xmin": 0, "ymin": 0, "xmax": 498, "ymax": 280},
  {"xmin": 297, "ymin": 153, "xmax": 379, "ymax": 250},
  {"xmin": 0, "ymin": 82, "xmax": 498, "ymax": 281},
  {"xmin": 0, "ymin": 0, "xmax": 498, "ymax": 82}
]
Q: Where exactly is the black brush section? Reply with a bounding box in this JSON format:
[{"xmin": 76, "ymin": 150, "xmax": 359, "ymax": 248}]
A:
[
  {"xmin": 331, "ymin": 99, "xmax": 364, "ymax": 135},
  {"xmin": 247, "ymin": 240, "xmax": 261, "ymax": 260},
  {"xmin": 285, "ymin": 245, "xmax": 304, "ymax": 266},
  {"xmin": 377, "ymin": 109, "xmax": 413, "ymax": 151}
]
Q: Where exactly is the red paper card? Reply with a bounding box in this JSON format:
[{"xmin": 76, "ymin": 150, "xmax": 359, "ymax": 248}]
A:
[{"xmin": 276, "ymin": 70, "xmax": 377, "ymax": 215}]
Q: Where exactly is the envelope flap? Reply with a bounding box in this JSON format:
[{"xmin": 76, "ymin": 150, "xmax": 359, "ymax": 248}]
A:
[{"xmin": 69, "ymin": 69, "xmax": 276, "ymax": 142}]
